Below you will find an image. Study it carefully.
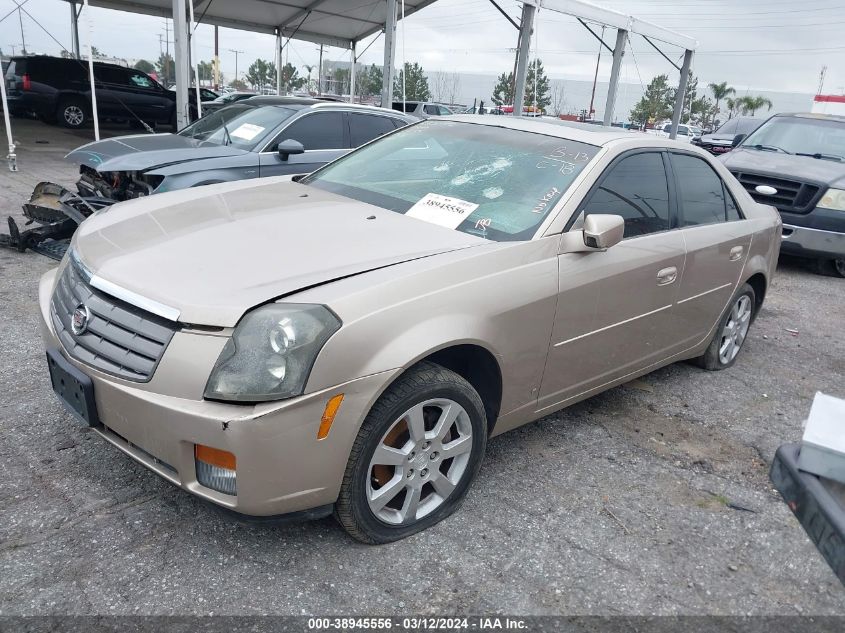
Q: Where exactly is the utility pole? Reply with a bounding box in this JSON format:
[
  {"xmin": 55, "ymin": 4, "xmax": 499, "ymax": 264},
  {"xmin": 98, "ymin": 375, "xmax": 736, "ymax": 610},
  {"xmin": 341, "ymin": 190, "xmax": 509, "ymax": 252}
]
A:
[
  {"xmin": 18, "ymin": 8, "xmax": 26, "ymax": 54},
  {"xmin": 588, "ymin": 26, "xmax": 604, "ymax": 120},
  {"xmin": 229, "ymin": 49, "xmax": 244, "ymax": 83}
]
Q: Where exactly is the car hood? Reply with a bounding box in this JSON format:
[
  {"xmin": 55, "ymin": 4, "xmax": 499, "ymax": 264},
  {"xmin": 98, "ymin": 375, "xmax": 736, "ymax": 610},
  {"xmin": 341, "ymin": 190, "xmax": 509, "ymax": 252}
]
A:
[
  {"xmin": 66, "ymin": 133, "xmax": 248, "ymax": 173},
  {"xmin": 699, "ymin": 132, "xmax": 735, "ymax": 144},
  {"xmin": 722, "ymin": 148, "xmax": 845, "ymax": 185},
  {"xmin": 73, "ymin": 178, "xmax": 485, "ymax": 327}
]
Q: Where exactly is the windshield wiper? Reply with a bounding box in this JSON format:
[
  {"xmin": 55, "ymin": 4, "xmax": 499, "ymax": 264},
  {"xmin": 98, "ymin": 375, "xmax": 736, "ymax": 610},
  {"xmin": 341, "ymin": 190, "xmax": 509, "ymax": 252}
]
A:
[
  {"xmin": 748, "ymin": 143, "xmax": 792, "ymax": 154},
  {"xmin": 795, "ymin": 152, "xmax": 844, "ymax": 162},
  {"xmin": 222, "ymin": 121, "xmax": 232, "ymax": 146}
]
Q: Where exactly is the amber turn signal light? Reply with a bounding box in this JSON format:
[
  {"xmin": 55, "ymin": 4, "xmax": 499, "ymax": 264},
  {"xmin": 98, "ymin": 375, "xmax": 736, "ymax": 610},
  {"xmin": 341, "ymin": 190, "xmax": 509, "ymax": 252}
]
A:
[
  {"xmin": 318, "ymin": 394, "xmax": 345, "ymax": 440},
  {"xmin": 194, "ymin": 444, "xmax": 236, "ymax": 470}
]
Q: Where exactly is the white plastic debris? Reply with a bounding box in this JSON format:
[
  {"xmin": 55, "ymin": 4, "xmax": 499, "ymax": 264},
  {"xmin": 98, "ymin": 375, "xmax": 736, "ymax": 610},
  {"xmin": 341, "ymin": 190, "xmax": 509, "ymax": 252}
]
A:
[{"xmin": 798, "ymin": 392, "xmax": 845, "ymax": 484}]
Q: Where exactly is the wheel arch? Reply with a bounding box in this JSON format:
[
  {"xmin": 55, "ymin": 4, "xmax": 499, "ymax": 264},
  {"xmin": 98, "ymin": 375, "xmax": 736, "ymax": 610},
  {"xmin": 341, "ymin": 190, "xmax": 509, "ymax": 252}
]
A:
[{"xmin": 744, "ymin": 271, "xmax": 767, "ymax": 317}]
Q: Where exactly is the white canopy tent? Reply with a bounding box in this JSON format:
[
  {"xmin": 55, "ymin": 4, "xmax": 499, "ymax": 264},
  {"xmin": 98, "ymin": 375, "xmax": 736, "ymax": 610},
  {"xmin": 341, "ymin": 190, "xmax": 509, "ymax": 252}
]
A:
[
  {"xmin": 513, "ymin": 0, "xmax": 698, "ymax": 138},
  {"xmin": 62, "ymin": 0, "xmax": 440, "ymax": 130}
]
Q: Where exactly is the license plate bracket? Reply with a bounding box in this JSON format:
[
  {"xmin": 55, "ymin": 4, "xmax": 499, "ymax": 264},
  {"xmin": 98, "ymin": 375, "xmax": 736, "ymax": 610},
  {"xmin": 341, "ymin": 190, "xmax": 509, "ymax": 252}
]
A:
[{"xmin": 46, "ymin": 349, "xmax": 99, "ymax": 427}]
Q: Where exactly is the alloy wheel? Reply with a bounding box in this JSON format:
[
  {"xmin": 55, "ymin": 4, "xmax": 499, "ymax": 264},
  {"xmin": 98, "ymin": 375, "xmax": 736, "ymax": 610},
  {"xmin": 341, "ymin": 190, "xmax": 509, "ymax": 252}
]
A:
[
  {"xmin": 718, "ymin": 294, "xmax": 752, "ymax": 365},
  {"xmin": 366, "ymin": 398, "xmax": 473, "ymax": 525},
  {"xmin": 64, "ymin": 105, "xmax": 84, "ymax": 127}
]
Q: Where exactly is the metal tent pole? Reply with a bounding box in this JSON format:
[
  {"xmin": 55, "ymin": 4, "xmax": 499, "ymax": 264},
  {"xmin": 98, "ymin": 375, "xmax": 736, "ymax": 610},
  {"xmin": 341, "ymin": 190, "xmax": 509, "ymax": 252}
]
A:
[
  {"xmin": 669, "ymin": 49, "xmax": 693, "ymax": 139},
  {"xmin": 603, "ymin": 28, "xmax": 627, "ymax": 126},
  {"xmin": 172, "ymin": 0, "xmax": 189, "ymax": 129},
  {"xmin": 381, "ymin": 0, "xmax": 396, "ymax": 108},
  {"xmin": 0, "ymin": 55, "xmax": 16, "ymax": 170},
  {"xmin": 349, "ymin": 41, "xmax": 356, "ymax": 103},
  {"xmin": 69, "ymin": 1, "xmax": 81, "ymax": 58},
  {"xmin": 82, "ymin": 0, "xmax": 99, "ymax": 141},
  {"xmin": 512, "ymin": 2, "xmax": 536, "ymax": 117},
  {"xmin": 276, "ymin": 29, "xmax": 283, "ymax": 95},
  {"xmin": 188, "ymin": 0, "xmax": 202, "ymax": 118}
]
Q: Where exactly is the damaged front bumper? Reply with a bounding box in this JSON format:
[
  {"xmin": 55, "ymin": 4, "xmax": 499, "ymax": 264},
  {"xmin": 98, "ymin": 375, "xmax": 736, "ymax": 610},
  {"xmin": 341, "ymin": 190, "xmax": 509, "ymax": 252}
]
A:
[
  {"xmin": 37, "ymin": 267, "xmax": 398, "ymax": 517},
  {"xmin": 76, "ymin": 165, "xmax": 163, "ymax": 201},
  {"xmin": 0, "ymin": 182, "xmax": 114, "ymax": 260}
]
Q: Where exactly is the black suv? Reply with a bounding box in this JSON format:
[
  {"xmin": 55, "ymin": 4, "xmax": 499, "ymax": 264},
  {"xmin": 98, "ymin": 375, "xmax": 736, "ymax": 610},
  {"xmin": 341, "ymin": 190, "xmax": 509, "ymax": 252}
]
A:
[{"xmin": 4, "ymin": 55, "xmax": 195, "ymax": 130}]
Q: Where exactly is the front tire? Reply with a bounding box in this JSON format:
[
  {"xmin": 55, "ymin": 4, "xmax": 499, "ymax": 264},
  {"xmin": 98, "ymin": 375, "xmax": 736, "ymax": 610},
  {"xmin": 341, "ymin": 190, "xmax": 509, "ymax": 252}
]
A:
[
  {"xmin": 815, "ymin": 257, "xmax": 845, "ymax": 278},
  {"xmin": 335, "ymin": 362, "xmax": 487, "ymax": 543},
  {"xmin": 695, "ymin": 283, "xmax": 756, "ymax": 371}
]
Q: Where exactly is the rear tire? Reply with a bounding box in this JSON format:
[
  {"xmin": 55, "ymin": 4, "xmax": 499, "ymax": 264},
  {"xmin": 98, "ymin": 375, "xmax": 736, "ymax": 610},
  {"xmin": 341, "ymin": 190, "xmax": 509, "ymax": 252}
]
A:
[
  {"xmin": 57, "ymin": 97, "xmax": 87, "ymax": 129},
  {"xmin": 815, "ymin": 258, "xmax": 845, "ymax": 278},
  {"xmin": 335, "ymin": 362, "xmax": 487, "ymax": 544},
  {"xmin": 695, "ymin": 283, "xmax": 756, "ymax": 371}
]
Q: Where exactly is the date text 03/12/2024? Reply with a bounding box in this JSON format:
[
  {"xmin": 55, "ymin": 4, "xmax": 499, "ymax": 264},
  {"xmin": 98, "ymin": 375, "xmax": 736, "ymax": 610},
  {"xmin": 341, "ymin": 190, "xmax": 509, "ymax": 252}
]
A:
[{"xmin": 307, "ymin": 617, "xmax": 528, "ymax": 630}]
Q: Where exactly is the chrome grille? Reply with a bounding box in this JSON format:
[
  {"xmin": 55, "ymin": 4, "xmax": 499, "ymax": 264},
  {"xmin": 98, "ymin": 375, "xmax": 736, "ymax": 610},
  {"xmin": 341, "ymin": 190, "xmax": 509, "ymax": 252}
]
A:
[
  {"xmin": 730, "ymin": 171, "xmax": 822, "ymax": 214},
  {"xmin": 51, "ymin": 260, "xmax": 177, "ymax": 381}
]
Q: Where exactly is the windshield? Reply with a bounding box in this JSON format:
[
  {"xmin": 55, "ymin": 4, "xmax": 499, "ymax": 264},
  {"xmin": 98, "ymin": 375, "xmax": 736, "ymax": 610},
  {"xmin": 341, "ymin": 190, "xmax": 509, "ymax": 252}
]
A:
[
  {"xmin": 304, "ymin": 120, "xmax": 600, "ymax": 241},
  {"xmin": 742, "ymin": 116, "xmax": 845, "ymax": 159},
  {"xmin": 178, "ymin": 104, "xmax": 296, "ymax": 150}
]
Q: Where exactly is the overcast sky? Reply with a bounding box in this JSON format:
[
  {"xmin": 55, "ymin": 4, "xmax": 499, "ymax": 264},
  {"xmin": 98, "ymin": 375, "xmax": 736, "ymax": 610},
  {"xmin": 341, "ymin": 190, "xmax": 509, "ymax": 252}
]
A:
[{"xmin": 1, "ymin": 0, "xmax": 843, "ymax": 97}]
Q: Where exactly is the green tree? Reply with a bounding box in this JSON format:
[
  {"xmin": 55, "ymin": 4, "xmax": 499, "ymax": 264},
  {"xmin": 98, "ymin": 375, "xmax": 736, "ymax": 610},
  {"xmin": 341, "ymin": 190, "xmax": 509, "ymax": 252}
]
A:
[
  {"xmin": 356, "ymin": 64, "xmax": 383, "ymax": 100},
  {"xmin": 393, "ymin": 62, "xmax": 430, "ymax": 101},
  {"xmin": 524, "ymin": 58, "xmax": 551, "ymax": 111},
  {"xmin": 332, "ymin": 67, "xmax": 350, "ymax": 95},
  {"xmin": 630, "ymin": 74, "xmax": 673, "ymax": 126},
  {"xmin": 134, "ymin": 59, "xmax": 155, "ymax": 74},
  {"xmin": 280, "ymin": 62, "xmax": 305, "ymax": 92},
  {"xmin": 708, "ymin": 81, "xmax": 735, "ymax": 124},
  {"xmin": 671, "ymin": 74, "xmax": 712, "ymax": 124},
  {"xmin": 156, "ymin": 52, "xmax": 175, "ymax": 85},
  {"xmin": 197, "ymin": 60, "xmax": 213, "ymax": 83},
  {"xmin": 737, "ymin": 95, "xmax": 773, "ymax": 116},
  {"xmin": 246, "ymin": 58, "xmax": 276, "ymax": 91},
  {"xmin": 229, "ymin": 78, "xmax": 248, "ymax": 91},
  {"xmin": 491, "ymin": 71, "xmax": 514, "ymax": 106}
]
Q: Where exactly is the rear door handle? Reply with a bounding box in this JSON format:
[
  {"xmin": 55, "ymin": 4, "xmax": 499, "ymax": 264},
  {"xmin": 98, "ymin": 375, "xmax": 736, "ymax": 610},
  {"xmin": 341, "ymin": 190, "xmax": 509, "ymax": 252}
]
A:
[
  {"xmin": 729, "ymin": 245, "xmax": 744, "ymax": 261},
  {"xmin": 657, "ymin": 266, "xmax": 677, "ymax": 286}
]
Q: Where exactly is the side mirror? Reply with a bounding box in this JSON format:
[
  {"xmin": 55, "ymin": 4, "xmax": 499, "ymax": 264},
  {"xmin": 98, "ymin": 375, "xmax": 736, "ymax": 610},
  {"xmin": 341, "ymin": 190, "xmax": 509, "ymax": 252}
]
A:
[
  {"xmin": 583, "ymin": 214, "xmax": 625, "ymax": 249},
  {"xmin": 277, "ymin": 139, "xmax": 305, "ymax": 160},
  {"xmin": 731, "ymin": 133, "xmax": 747, "ymax": 148}
]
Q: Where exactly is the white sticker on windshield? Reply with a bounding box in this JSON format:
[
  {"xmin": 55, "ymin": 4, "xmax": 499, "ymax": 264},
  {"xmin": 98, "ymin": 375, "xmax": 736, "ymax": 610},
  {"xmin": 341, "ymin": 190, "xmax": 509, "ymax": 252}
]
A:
[
  {"xmin": 406, "ymin": 193, "xmax": 479, "ymax": 229},
  {"xmin": 229, "ymin": 123, "xmax": 265, "ymax": 141}
]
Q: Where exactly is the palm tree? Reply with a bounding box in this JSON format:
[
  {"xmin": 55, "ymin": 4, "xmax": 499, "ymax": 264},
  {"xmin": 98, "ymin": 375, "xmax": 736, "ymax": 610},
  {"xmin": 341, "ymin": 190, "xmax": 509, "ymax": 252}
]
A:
[
  {"xmin": 708, "ymin": 81, "xmax": 734, "ymax": 126},
  {"xmin": 725, "ymin": 97, "xmax": 738, "ymax": 120},
  {"xmin": 303, "ymin": 64, "xmax": 316, "ymax": 94},
  {"xmin": 738, "ymin": 95, "xmax": 773, "ymax": 116}
]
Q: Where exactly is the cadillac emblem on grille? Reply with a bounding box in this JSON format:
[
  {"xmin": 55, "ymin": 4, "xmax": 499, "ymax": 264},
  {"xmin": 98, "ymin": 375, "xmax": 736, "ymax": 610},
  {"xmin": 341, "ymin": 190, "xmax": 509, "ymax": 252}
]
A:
[{"xmin": 71, "ymin": 304, "xmax": 91, "ymax": 335}]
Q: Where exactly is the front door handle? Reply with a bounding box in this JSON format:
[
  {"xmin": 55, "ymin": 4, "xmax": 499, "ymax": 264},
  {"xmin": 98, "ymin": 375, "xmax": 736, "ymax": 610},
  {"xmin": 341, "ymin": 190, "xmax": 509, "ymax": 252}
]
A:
[
  {"xmin": 657, "ymin": 266, "xmax": 678, "ymax": 286},
  {"xmin": 729, "ymin": 245, "xmax": 744, "ymax": 261}
]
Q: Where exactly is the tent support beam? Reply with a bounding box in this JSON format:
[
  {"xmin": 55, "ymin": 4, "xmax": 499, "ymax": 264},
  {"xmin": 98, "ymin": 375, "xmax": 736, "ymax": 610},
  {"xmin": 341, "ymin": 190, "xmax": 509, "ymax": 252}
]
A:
[
  {"xmin": 602, "ymin": 28, "xmax": 626, "ymax": 126},
  {"xmin": 512, "ymin": 1, "xmax": 535, "ymax": 117},
  {"xmin": 349, "ymin": 41, "xmax": 356, "ymax": 103},
  {"xmin": 381, "ymin": 0, "xmax": 396, "ymax": 108},
  {"xmin": 578, "ymin": 18, "xmax": 612, "ymax": 53},
  {"xmin": 669, "ymin": 49, "xmax": 693, "ymax": 139},
  {"xmin": 276, "ymin": 29, "xmax": 283, "ymax": 94},
  {"xmin": 69, "ymin": 1, "xmax": 81, "ymax": 58},
  {"xmin": 172, "ymin": 0, "xmax": 189, "ymax": 129}
]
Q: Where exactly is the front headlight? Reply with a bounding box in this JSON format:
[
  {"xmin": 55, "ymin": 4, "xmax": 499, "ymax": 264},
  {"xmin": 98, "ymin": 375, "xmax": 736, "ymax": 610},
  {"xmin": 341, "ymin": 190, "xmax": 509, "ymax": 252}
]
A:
[
  {"xmin": 204, "ymin": 303, "xmax": 341, "ymax": 402},
  {"xmin": 818, "ymin": 188, "xmax": 845, "ymax": 212}
]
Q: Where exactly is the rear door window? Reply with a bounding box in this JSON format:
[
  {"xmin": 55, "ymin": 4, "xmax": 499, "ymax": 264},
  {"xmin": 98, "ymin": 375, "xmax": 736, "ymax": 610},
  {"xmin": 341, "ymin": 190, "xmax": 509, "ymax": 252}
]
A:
[
  {"xmin": 582, "ymin": 152, "xmax": 671, "ymax": 238},
  {"xmin": 671, "ymin": 153, "xmax": 737, "ymax": 225},
  {"xmin": 279, "ymin": 112, "xmax": 345, "ymax": 150},
  {"xmin": 349, "ymin": 113, "xmax": 398, "ymax": 147}
]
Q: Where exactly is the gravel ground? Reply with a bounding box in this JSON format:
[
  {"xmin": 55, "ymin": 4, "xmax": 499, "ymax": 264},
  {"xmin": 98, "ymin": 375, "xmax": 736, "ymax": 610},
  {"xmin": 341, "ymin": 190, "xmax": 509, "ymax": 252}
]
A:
[{"xmin": 0, "ymin": 118, "xmax": 844, "ymax": 616}]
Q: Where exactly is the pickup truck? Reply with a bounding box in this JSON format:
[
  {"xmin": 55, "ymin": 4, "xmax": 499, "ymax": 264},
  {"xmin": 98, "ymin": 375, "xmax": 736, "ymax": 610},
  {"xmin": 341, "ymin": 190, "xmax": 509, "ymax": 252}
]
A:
[{"xmin": 721, "ymin": 112, "xmax": 845, "ymax": 276}]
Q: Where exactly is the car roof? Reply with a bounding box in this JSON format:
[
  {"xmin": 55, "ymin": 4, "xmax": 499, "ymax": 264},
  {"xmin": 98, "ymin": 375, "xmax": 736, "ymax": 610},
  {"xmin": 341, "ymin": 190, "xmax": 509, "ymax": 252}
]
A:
[
  {"xmin": 439, "ymin": 114, "xmax": 647, "ymax": 146},
  {"xmin": 245, "ymin": 96, "xmax": 413, "ymax": 117}
]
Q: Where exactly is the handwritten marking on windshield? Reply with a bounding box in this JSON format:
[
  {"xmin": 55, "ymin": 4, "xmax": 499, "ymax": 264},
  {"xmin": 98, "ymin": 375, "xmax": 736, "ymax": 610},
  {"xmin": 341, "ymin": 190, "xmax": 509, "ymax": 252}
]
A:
[{"xmin": 532, "ymin": 187, "xmax": 561, "ymax": 214}]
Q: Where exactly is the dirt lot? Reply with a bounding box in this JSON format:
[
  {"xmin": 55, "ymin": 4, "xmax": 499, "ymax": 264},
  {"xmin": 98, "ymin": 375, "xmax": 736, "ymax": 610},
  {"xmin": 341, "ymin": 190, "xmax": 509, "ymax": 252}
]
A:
[{"xmin": 0, "ymin": 118, "xmax": 844, "ymax": 616}]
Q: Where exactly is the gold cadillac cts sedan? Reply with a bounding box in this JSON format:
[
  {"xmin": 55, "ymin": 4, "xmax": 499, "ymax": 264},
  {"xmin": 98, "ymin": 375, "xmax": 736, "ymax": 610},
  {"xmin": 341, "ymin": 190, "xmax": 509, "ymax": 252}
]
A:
[{"xmin": 38, "ymin": 117, "xmax": 781, "ymax": 543}]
